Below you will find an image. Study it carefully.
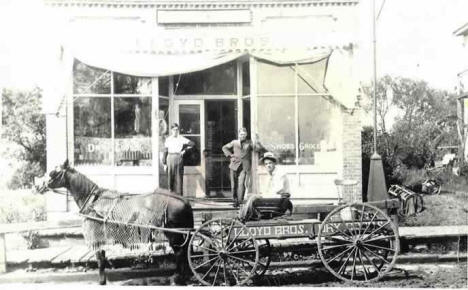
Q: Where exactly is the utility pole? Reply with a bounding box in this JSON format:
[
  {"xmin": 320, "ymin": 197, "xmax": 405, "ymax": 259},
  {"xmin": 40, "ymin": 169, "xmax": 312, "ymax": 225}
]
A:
[{"xmin": 367, "ymin": 0, "xmax": 388, "ymax": 202}]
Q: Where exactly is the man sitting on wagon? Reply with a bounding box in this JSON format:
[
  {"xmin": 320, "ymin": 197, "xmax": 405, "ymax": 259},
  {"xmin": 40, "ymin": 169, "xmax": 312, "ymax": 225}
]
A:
[{"xmin": 239, "ymin": 152, "xmax": 293, "ymax": 221}]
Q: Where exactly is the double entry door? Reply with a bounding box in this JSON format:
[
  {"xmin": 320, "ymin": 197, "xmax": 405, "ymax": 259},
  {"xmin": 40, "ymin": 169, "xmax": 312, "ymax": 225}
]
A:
[{"xmin": 174, "ymin": 99, "xmax": 238, "ymax": 198}]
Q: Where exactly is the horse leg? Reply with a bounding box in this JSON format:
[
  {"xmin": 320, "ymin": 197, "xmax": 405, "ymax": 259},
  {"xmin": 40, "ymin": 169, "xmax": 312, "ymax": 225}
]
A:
[
  {"xmin": 96, "ymin": 250, "xmax": 107, "ymax": 285},
  {"xmin": 167, "ymin": 233, "xmax": 190, "ymax": 285}
]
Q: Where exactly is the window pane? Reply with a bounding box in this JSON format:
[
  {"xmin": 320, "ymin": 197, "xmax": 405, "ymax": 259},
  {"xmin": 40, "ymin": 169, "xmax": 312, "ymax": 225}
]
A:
[
  {"xmin": 257, "ymin": 96, "xmax": 295, "ymax": 165},
  {"xmin": 175, "ymin": 61, "xmax": 237, "ymax": 95},
  {"xmin": 73, "ymin": 97, "xmax": 112, "ymax": 165},
  {"xmin": 297, "ymin": 59, "xmax": 328, "ymax": 94},
  {"xmin": 113, "ymin": 73, "xmax": 152, "ymax": 95},
  {"xmin": 298, "ymin": 96, "xmax": 338, "ymax": 165},
  {"xmin": 257, "ymin": 61, "xmax": 295, "ymax": 95},
  {"xmin": 242, "ymin": 61, "xmax": 250, "ymax": 96},
  {"xmin": 159, "ymin": 76, "xmax": 169, "ymax": 96},
  {"xmin": 179, "ymin": 105, "xmax": 200, "ymax": 134},
  {"xmin": 114, "ymin": 97, "xmax": 152, "ymax": 166},
  {"xmin": 73, "ymin": 60, "xmax": 111, "ymax": 94}
]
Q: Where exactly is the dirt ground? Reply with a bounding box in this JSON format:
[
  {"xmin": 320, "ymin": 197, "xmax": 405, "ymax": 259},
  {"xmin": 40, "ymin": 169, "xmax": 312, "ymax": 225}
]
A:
[{"xmin": 114, "ymin": 263, "xmax": 468, "ymax": 287}]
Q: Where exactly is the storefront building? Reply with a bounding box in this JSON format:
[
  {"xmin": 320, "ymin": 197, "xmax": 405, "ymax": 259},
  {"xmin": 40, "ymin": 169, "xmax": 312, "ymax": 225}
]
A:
[{"xmin": 42, "ymin": 0, "xmax": 362, "ymax": 217}]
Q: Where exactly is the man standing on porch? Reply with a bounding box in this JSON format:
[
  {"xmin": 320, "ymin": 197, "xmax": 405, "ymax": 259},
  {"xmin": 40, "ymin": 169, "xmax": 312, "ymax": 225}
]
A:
[
  {"xmin": 222, "ymin": 128, "xmax": 264, "ymax": 207},
  {"xmin": 163, "ymin": 123, "xmax": 194, "ymax": 196}
]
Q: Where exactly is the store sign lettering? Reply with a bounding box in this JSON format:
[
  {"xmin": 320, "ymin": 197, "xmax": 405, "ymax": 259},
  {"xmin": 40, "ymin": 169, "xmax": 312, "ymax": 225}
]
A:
[
  {"xmin": 130, "ymin": 35, "xmax": 271, "ymax": 52},
  {"xmin": 265, "ymin": 143, "xmax": 322, "ymax": 151}
]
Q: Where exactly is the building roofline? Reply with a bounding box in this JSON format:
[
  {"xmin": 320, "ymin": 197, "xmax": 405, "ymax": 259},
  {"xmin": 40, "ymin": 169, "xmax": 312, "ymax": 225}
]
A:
[
  {"xmin": 44, "ymin": 0, "xmax": 359, "ymax": 8},
  {"xmin": 454, "ymin": 22, "xmax": 468, "ymax": 36}
]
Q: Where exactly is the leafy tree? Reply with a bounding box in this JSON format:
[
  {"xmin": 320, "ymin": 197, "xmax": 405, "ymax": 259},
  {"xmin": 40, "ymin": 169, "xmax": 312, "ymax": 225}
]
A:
[{"xmin": 1, "ymin": 87, "xmax": 46, "ymax": 189}]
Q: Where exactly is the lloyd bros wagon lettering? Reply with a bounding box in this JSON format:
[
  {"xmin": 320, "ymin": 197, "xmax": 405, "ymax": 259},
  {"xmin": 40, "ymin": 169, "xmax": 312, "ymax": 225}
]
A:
[
  {"xmin": 231, "ymin": 223, "xmax": 313, "ymax": 238},
  {"xmin": 321, "ymin": 220, "xmax": 388, "ymax": 235}
]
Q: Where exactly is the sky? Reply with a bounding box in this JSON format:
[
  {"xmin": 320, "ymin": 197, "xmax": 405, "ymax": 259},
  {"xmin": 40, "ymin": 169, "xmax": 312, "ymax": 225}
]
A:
[{"xmin": 0, "ymin": 0, "xmax": 467, "ymax": 92}]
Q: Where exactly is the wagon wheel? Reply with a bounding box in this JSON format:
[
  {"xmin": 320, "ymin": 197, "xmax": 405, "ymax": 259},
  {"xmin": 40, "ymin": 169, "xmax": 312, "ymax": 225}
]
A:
[
  {"xmin": 317, "ymin": 203, "xmax": 399, "ymax": 283},
  {"xmin": 254, "ymin": 239, "xmax": 271, "ymax": 277},
  {"xmin": 187, "ymin": 218, "xmax": 259, "ymax": 286}
]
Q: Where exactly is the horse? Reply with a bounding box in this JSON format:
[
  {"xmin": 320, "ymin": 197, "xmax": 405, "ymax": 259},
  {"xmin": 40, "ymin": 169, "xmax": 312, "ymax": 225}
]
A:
[{"xmin": 34, "ymin": 160, "xmax": 194, "ymax": 285}]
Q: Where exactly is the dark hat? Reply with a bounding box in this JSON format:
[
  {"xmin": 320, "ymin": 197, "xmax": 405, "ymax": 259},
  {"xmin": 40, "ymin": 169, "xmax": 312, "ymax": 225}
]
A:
[
  {"xmin": 260, "ymin": 152, "xmax": 277, "ymax": 164},
  {"xmin": 171, "ymin": 123, "xmax": 179, "ymax": 129}
]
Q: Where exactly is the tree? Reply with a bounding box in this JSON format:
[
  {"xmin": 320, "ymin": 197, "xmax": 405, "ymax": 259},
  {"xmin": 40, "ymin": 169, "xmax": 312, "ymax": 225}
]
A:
[{"xmin": 1, "ymin": 87, "xmax": 46, "ymax": 189}]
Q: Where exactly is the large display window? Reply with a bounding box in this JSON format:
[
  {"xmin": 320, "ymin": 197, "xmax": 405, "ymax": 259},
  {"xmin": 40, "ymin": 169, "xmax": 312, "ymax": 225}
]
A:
[
  {"xmin": 72, "ymin": 60, "xmax": 153, "ymax": 167},
  {"xmin": 256, "ymin": 59, "xmax": 339, "ymax": 167}
]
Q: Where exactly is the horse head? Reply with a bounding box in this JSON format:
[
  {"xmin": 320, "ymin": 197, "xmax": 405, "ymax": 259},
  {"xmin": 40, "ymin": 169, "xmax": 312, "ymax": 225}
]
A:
[{"xmin": 34, "ymin": 160, "xmax": 71, "ymax": 194}]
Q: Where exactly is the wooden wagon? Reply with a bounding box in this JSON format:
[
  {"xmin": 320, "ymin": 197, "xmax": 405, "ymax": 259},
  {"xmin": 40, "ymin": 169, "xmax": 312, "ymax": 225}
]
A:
[{"xmin": 186, "ymin": 198, "xmax": 401, "ymax": 286}]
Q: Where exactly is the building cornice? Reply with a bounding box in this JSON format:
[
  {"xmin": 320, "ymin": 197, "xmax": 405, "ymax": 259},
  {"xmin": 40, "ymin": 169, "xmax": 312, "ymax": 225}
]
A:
[{"xmin": 44, "ymin": 0, "xmax": 359, "ymax": 9}]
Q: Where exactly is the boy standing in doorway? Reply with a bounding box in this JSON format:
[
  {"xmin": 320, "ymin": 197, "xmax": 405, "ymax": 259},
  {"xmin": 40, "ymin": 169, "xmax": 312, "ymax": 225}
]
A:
[{"xmin": 222, "ymin": 128, "xmax": 264, "ymax": 207}]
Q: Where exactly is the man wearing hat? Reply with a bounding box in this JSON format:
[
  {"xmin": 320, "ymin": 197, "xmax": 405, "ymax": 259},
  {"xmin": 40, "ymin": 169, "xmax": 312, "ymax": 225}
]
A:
[
  {"xmin": 239, "ymin": 152, "xmax": 292, "ymax": 221},
  {"xmin": 163, "ymin": 123, "xmax": 194, "ymax": 195},
  {"xmin": 222, "ymin": 128, "xmax": 264, "ymax": 207}
]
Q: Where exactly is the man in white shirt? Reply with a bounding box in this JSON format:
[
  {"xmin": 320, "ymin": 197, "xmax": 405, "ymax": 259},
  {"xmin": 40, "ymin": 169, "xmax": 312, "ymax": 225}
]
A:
[
  {"xmin": 239, "ymin": 152, "xmax": 292, "ymax": 220},
  {"xmin": 163, "ymin": 123, "xmax": 194, "ymax": 195}
]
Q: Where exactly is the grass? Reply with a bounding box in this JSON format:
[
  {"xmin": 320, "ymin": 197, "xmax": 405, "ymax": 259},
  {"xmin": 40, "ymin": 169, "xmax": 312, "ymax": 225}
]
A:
[
  {"xmin": 398, "ymin": 167, "xmax": 468, "ymax": 226},
  {"xmin": 0, "ymin": 188, "xmax": 47, "ymax": 224}
]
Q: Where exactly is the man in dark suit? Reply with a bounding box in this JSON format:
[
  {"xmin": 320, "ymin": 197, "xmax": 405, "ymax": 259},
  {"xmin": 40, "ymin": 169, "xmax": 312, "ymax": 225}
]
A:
[{"xmin": 222, "ymin": 128, "xmax": 264, "ymax": 207}]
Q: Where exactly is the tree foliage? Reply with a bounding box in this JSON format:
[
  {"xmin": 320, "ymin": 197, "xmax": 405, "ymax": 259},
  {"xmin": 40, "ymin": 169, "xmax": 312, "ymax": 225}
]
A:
[
  {"xmin": 1, "ymin": 87, "xmax": 46, "ymax": 189},
  {"xmin": 362, "ymin": 76, "xmax": 459, "ymax": 192}
]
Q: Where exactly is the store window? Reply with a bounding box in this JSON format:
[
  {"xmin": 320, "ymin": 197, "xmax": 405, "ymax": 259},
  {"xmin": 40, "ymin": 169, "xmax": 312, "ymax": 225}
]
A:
[
  {"xmin": 73, "ymin": 97, "xmax": 112, "ymax": 165},
  {"xmin": 114, "ymin": 97, "xmax": 152, "ymax": 166},
  {"xmin": 73, "ymin": 59, "xmax": 153, "ymax": 167},
  {"xmin": 174, "ymin": 61, "xmax": 237, "ymax": 95},
  {"xmin": 256, "ymin": 59, "xmax": 338, "ymax": 166},
  {"xmin": 257, "ymin": 96, "xmax": 295, "ymax": 164}
]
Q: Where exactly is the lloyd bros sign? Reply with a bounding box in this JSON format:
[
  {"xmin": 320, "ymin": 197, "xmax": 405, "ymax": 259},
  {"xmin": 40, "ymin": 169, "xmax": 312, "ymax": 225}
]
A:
[{"xmin": 230, "ymin": 220, "xmax": 387, "ymax": 239}]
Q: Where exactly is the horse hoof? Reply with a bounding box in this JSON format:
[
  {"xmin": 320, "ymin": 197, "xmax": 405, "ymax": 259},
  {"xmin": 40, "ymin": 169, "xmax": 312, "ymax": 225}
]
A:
[{"xmin": 99, "ymin": 279, "xmax": 107, "ymax": 285}]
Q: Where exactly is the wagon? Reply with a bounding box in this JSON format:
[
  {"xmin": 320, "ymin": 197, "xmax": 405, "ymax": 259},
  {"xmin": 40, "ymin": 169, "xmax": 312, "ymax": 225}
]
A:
[{"xmin": 187, "ymin": 199, "xmax": 401, "ymax": 286}]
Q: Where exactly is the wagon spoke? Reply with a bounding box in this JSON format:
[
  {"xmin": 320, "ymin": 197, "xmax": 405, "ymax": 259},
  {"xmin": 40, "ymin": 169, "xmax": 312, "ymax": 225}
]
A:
[
  {"xmin": 190, "ymin": 253, "xmax": 219, "ymax": 258},
  {"xmin": 363, "ymin": 221, "xmax": 391, "ymax": 240},
  {"xmin": 201, "ymin": 258, "xmax": 221, "ymax": 280},
  {"xmin": 212, "ymin": 261, "xmax": 222, "ymax": 286},
  {"xmin": 360, "ymin": 211, "xmax": 378, "ymax": 237},
  {"xmin": 337, "ymin": 247, "xmax": 356, "ymax": 275},
  {"xmin": 226, "ymin": 259, "xmax": 241, "ymax": 285},
  {"xmin": 364, "ymin": 235, "xmax": 395, "ymax": 243},
  {"xmin": 362, "ymin": 242, "xmax": 395, "ymax": 252},
  {"xmin": 351, "ymin": 247, "xmax": 358, "ymax": 280},
  {"xmin": 325, "ymin": 245, "xmax": 353, "ymax": 264},
  {"xmin": 193, "ymin": 255, "xmax": 219, "ymax": 270},
  {"xmin": 357, "ymin": 248, "xmax": 369, "ymax": 281},
  {"xmin": 322, "ymin": 243, "xmax": 353, "ymax": 251},
  {"xmin": 228, "ymin": 237, "xmax": 254, "ymax": 252},
  {"xmin": 361, "ymin": 246, "xmax": 381, "ymax": 274},
  {"xmin": 195, "ymin": 244, "xmax": 220, "ymax": 254},
  {"xmin": 226, "ymin": 226, "xmax": 245, "ymax": 250},
  {"xmin": 362, "ymin": 245, "xmax": 390, "ymax": 265},
  {"xmin": 226, "ymin": 253, "xmax": 256, "ymax": 266},
  {"xmin": 225, "ymin": 219, "xmax": 236, "ymax": 248},
  {"xmin": 357, "ymin": 204, "xmax": 365, "ymax": 238},
  {"xmin": 229, "ymin": 249, "xmax": 257, "ymax": 255}
]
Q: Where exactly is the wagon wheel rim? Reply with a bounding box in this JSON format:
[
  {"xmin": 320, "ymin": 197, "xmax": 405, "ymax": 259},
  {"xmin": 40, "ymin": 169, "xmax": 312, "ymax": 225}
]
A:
[
  {"xmin": 254, "ymin": 239, "xmax": 271, "ymax": 277},
  {"xmin": 317, "ymin": 203, "xmax": 399, "ymax": 283},
  {"xmin": 187, "ymin": 218, "xmax": 259, "ymax": 286}
]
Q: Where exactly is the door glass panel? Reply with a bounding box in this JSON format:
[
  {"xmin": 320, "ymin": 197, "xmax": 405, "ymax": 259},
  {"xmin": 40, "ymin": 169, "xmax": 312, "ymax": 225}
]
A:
[
  {"xmin": 159, "ymin": 98, "xmax": 169, "ymax": 187},
  {"xmin": 179, "ymin": 105, "xmax": 200, "ymax": 135},
  {"xmin": 179, "ymin": 104, "xmax": 201, "ymax": 166},
  {"xmin": 205, "ymin": 100, "xmax": 237, "ymax": 196}
]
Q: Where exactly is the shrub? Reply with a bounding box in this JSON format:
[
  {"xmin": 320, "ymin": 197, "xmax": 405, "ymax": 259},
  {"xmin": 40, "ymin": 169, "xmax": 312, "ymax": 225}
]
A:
[{"xmin": 0, "ymin": 189, "xmax": 46, "ymax": 224}]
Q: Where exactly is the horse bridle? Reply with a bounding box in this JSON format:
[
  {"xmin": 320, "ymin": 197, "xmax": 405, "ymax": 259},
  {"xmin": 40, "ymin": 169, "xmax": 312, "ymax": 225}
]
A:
[{"xmin": 43, "ymin": 167, "xmax": 101, "ymax": 214}]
